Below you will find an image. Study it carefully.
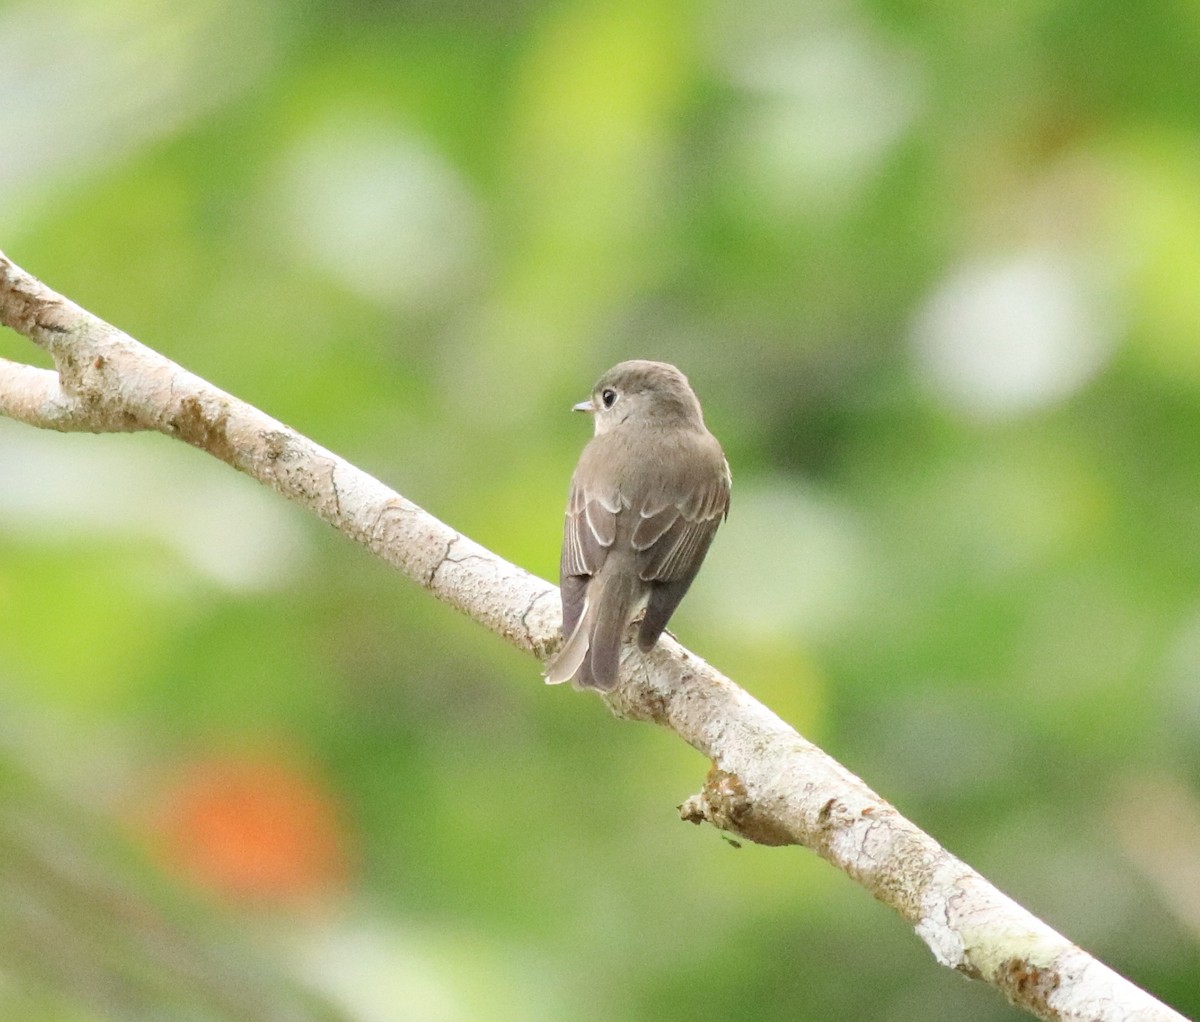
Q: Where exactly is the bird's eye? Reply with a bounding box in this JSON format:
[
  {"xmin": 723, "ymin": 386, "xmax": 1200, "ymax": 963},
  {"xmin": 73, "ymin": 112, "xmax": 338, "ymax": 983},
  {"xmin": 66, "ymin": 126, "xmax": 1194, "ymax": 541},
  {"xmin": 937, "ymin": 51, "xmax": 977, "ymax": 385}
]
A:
[{"xmin": 601, "ymin": 388, "xmax": 618, "ymax": 408}]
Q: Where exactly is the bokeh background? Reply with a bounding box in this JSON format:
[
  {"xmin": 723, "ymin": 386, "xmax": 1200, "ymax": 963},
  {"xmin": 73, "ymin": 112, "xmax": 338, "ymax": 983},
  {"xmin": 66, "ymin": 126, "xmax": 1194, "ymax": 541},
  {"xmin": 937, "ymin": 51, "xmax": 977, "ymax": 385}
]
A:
[{"xmin": 2, "ymin": 0, "xmax": 1199, "ymax": 1018}]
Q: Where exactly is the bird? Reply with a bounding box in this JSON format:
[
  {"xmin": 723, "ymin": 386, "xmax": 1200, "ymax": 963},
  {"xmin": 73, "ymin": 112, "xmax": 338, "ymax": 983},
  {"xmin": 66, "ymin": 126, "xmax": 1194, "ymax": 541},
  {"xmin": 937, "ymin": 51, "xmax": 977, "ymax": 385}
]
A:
[{"xmin": 544, "ymin": 360, "xmax": 730, "ymax": 690}]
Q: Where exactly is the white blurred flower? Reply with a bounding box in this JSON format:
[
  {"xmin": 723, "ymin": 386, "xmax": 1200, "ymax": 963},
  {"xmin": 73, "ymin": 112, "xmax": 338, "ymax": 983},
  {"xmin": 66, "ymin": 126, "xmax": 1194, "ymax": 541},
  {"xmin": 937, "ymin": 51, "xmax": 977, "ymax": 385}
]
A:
[
  {"xmin": 0, "ymin": 0, "xmax": 280, "ymax": 233},
  {"xmin": 711, "ymin": 1, "xmax": 923, "ymax": 212},
  {"xmin": 0, "ymin": 421, "xmax": 308, "ymax": 591},
  {"xmin": 687, "ymin": 479, "xmax": 869, "ymax": 642},
  {"xmin": 911, "ymin": 251, "xmax": 1119, "ymax": 418},
  {"xmin": 272, "ymin": 115, "xmax": 483, "ymax": 313}
]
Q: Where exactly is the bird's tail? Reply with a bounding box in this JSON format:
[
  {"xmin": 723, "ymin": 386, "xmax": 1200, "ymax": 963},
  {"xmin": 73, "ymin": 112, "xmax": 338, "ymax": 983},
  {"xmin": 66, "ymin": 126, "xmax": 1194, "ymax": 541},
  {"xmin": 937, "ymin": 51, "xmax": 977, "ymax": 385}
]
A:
[
  {"xmin": 544, "ymin": 592, "xmax": 591, "ymax": 685},
  {"xmin": 543, "ymin": 571, "xmax": 637, "ymax": 690}
]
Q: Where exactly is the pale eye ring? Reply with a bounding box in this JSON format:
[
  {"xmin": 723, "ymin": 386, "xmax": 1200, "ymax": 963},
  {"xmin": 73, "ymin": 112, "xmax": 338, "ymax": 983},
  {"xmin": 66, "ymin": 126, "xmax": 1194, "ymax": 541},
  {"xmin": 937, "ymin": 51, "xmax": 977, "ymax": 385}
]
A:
[{"xmin": 601, "ymin": 388, "xmax": 617, "ymax": 408}]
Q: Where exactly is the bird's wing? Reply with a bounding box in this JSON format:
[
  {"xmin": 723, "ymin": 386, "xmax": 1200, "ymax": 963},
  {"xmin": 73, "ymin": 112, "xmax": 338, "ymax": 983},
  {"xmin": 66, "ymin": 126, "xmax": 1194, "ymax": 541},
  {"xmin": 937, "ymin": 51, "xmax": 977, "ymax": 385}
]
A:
[
  {"xmin": 559, "ymin": 473, "xmax": 622, "ymax": 643},
  {"xmin": 632, "ymin": 456, "xmax": 730, "ymax": 650},
  {"xmin": 561, "ymin": 477, "xmax": 621, "ymax": 578},
  {"xmin": 632, "ymin": 459, "xmax": 730, "ymax": 583}
]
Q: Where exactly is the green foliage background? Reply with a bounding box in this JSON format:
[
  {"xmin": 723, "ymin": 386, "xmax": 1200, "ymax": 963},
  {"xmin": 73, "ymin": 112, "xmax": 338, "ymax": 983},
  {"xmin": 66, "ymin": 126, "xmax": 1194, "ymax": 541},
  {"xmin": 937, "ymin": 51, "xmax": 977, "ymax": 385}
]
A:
[{"xmin": 1, "ymin": 0, "xmax": 1199, "ymax": 1018}]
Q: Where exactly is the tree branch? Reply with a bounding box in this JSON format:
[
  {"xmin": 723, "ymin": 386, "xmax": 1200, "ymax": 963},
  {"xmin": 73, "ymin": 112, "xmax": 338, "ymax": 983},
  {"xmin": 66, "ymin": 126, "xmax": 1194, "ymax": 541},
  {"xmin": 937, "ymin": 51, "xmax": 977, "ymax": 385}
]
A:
[{"xmin": 0, "ymin": 250, "xmax": 1186, "ymax": 1022}]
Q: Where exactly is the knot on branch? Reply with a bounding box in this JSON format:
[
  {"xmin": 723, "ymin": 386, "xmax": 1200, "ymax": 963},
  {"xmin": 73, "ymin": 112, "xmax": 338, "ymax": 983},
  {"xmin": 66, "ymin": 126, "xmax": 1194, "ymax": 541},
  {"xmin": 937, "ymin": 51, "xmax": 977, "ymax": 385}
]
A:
[
  {"xmin": 997, "ymin": 957, "xmax": 1061, "ymax": 1015},
  {"xmin": 171, "ymin": 394, "xmax": 237, "ymax": 463},
  {"xmin": 679, "ymin": 766, "xmax": 797, "ymax": 847}
]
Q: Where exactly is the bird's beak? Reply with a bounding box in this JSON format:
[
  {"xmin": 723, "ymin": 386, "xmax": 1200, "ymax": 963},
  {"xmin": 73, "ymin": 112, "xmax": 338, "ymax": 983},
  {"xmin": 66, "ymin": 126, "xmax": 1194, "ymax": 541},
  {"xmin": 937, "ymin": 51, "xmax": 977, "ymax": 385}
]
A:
[{"xmin": 572, "ymin": 399, "xmax": 594, "ymax": 413}]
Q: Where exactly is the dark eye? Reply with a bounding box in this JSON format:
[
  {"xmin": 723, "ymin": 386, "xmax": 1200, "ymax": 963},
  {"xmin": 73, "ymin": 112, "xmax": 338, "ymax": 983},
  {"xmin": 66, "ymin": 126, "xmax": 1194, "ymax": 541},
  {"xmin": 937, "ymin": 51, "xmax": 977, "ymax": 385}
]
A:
[{"xmin": 601, "ymin": 388, "xmax": 617, "ymax": 408}]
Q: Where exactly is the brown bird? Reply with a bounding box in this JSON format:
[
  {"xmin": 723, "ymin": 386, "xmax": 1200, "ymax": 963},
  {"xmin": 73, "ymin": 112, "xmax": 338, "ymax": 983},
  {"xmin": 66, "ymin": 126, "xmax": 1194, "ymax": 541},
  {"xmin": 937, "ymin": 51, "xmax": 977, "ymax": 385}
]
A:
[{"xmin": 544, "ymin": 360, "xmax": 730, "ymax": 690}]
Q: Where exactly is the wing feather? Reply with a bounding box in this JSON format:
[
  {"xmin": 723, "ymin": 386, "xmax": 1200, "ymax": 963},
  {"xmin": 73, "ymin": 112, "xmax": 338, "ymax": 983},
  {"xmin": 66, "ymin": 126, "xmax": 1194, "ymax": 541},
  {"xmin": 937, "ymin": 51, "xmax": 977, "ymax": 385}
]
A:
[
  {"xmin": 560, "ymin": 477, "xmax": 620, "ymax": 578},
  {"xmin": 636, "ymin": 461, "xmax": 730, "ymax": 583}
]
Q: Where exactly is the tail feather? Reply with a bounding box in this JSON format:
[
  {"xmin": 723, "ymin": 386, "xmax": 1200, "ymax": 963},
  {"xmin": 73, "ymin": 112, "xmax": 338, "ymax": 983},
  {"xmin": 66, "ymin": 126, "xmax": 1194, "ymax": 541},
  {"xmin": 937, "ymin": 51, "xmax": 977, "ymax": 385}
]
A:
[
  {"xmin": 543, "ymin": 570, "xmax": 638, "ymax": 690},
  {"xmin": 580, "ymin": 571, "xmax": 636, "ymax": 691},
  {"xmin": 544, "ymin": 593, "xmax": 591, "ymax": 685}
]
